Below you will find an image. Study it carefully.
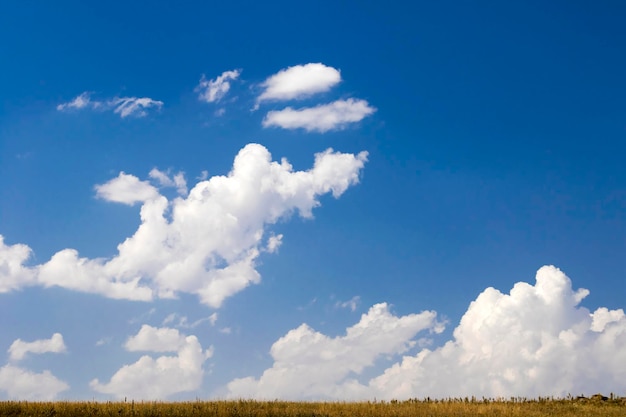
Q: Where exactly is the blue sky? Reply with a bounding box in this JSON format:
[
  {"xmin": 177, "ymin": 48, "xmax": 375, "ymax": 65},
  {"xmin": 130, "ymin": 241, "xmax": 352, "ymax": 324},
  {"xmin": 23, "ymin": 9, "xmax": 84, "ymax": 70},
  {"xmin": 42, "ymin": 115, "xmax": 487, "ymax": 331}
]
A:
[{"xmin": 1, "ymin": 0, "xmax": 625, "ymax": 400}]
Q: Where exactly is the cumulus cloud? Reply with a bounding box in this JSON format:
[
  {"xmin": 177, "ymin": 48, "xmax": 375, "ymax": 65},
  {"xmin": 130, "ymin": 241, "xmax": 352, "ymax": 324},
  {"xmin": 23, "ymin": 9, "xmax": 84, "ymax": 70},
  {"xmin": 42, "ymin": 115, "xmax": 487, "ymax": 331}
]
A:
[
  {"xmin": 57, "ymin": 92, "xmax": 163, "ymax": 118},
  {"xmin": 366, "ymin": 266, "xmax": 626, "ymax": 399},
  {"xmin": 0, "ymin": 236, "xmax": 36, "ymax": 292},
  {"xmin": 262, "ymin": 99, "xmax": 376, "ymax": 133},
  {"xmin": 125, "ymin": 325, "xmax": 187, "ymax": 352},
  {"xmin": 0, "ymin": 365, "xmax": 69, "ymax": 400},
  {"xmin": 0, "ymin": 144, "xmax": 367, "ymax": 307},
  {"xmin": 0, "ymin": 334, "xmax": 69, "ymax": 400},
  {"xmin": 257, "ymin": 63, "xmax": 341, "ymax": 105},
  {"xmin": 226, "ymin": 266, "xmax": 626, "ymax": 400},
  {"xmin": 91, "ymin": 326, "xmax": 213, "ymax": 399},
  {"xmin": 196, "ymin": 70, "xmax": 241, "ymax": 103},
  {"xmin": 9, "ymin": 333, "xmax": 67, "ymax": 362},
  {"xmin": 226, "ymin": 303, "xmax": 441, "ymax": 400},
  {"xmin": 95, "ymin": 172, "xmax": 161, "ymax": 205},
  {"xmin": 35, "ymin": 248, "xmax": 153, "ymax": 301}
]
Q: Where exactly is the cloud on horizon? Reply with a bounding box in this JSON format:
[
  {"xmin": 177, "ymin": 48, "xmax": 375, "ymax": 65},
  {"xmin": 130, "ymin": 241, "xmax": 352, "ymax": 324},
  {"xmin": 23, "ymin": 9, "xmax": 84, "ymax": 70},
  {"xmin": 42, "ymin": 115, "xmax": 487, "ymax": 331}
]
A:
[
  {"xmin": 226, "ymin": 303, "xmax": 442, "ymax": 400},
  {"xmin": 91, "ymin": 325, "xmax": 213, "ymax": 399},
  {"xmin": 226, "ymin": 266, "xmax": 626, "ymax": 400},
  {"xmin": 0, "ymin": 334, "xmax": 69, "ymax": 400}
]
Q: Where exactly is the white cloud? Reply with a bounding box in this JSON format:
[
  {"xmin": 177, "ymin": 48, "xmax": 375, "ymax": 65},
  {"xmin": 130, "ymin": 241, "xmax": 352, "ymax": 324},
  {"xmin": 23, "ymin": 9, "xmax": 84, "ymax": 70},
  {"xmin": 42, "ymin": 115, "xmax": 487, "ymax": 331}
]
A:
[
  {"xmin": 0, "ymin": 236, "xmax": 36, "ymax": 293},
  {"xmin": 159, "ymin": 313, "xmax": 215, "ymax": 329},
  {"xmin": 197, "ymin": 170, "xmax": 209, "ymax": 181},
  {"xmin": 95, "ymin": 172, "xmax": 161, "ymax": 205},
  {"xmin": 8, "ymin": 333, "xmax": 67, "ymax": 362},
  {"xmin": 109, "ymin": 97, "xmax": 164, "ymax": 118},
  {"xmin": 262, "ymin": 99, "xmax": 376, "ymax": 133},
  {"xmin": 365, "ymin": 266, "xmax": 626, "ymax": 399},
  {"xmin": 0, "ymin": 365, "xmax": 69, "ymax": 400},
  {"xmin": 56, "ymin": 92, "xmax": 97, "ymax": 111},
  {"xmin": 196, "ymin": 70, "xmax": 241, "ymax": 103},
  {"xmin": 257, "ymin": 63, "xmax": 341, "ymax": 104},
  {"xmin": 125, "ymin": 325, "xmax": 187, "ymax": 352},
  {"xmin": 225, "ymin": 266, "xmax": 626, "ymax": 400},
  {"xmin": 226, "ymin": 303, "xmax": 440, "ymax": 400},
  {"xmin": 57, "ymin": 92, "xmax": 163, "ymax": 118},
  {"xmin": 91, "ymin": 326, "xmax": 213, "ymax": 399},
  {"xmin": 0, "ymin": 144, "xmax": 367, "ymax": 307},
  {"xmin": 0, "ymin": 334, "xmax": 69, "ymax": 400},
  {"xmin": 36, "ymin": 248, "xmax": 154, "ymax": 301},
  {"xmin": 265, "ymin": 234, "xmax": 283, "ymax": 253}
]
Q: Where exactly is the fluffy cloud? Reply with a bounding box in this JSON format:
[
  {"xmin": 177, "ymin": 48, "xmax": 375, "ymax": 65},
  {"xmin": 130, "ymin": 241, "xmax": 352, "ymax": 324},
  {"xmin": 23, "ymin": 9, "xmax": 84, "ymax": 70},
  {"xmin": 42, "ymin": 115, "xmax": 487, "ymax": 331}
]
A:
[
  {"xmin": 0, "ymin": 236, "xmax": 36, "ymax": 292},
  {"xmin": 257, "ymin": 63, "xmax": 341, "ymax": 104},
  {"xmin": 57, "ymin": 92, "xmax": 163, "ymax": 118},
  {"xmin": 90, "ymin": 326, "xmax": 213, "ymax": 399},
  {"xmin": 9, "ymin": 333, "xmax": 67, "ymax": 362},
  {"xmin": 95, "ymin": 172, "xmax": 160, "ymax": 205},
  {"xmin": 0, "ymin": 144, "xmax": 367, "ymax": 307},
  {"xmin": 366, "ymin": 266, "xmax": 626, "ymax": 399},
  {"xmin": 0, "ymin": 334, "xmax": 69, "ymax": 400},
  {"xmin": 125, "ymin": 325, "xmax": 187, "ymax": 352},
  {"xmin": 196, "ymin": 70, "xmax": 241, "ymax": 103},
  {"xmin": 227, "ymin": 266, "xmax": 626, "ymax": 400},
  {"xmin": 0, "ymin": 365, "xmax": 69, "ymax": 400},
  {"xmin": 262, "ymin": 99, "xmax": 376, "ymax": 132},
  {"xmin": 226, "ymin": 303, "xmax": 441, "ymax": 400},
  {"xmin": 36, "ymin": 248, "xmax": 154, "ymax": 301}
]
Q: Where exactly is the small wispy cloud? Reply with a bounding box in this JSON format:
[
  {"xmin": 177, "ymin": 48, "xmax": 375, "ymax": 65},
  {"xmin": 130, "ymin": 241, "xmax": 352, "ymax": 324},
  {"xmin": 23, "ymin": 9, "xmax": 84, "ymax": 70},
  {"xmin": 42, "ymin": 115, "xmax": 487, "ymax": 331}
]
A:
[
  {"xmin": 95, "ymin": 337, "xmax": 112, "ymax": 347},
  {"xmin": 110, "ymin": 97, "xmax": 163, "ymax": 118},
  {"xmin": 57, "ymin": 92, "xmax": 163, "ymax": 118},
  {"xmin": 196, "ymin": 69, "xmax": 241, "ymax": 103},
  {"xmin": 335, "ymin": 295, "xmax": 361, "ymax": 312},
  {"xmin": 149, "ymin": 168, "xmax": 188, "ymax": 196},
  {"xmin": 56, "ymin": 92, "xmax": 98, "ymax": 111},
  {"xmin": 162, "ymin": 313, "xmax": 218, "ymax": 329}
]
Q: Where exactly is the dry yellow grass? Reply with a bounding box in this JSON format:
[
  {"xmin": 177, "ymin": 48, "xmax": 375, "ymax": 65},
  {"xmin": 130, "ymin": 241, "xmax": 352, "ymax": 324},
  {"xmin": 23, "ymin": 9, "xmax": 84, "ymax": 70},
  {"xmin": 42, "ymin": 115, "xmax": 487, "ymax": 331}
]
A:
[{"xmin": 1, "ymin": 397, "xmax": 625, "ymax": 417}]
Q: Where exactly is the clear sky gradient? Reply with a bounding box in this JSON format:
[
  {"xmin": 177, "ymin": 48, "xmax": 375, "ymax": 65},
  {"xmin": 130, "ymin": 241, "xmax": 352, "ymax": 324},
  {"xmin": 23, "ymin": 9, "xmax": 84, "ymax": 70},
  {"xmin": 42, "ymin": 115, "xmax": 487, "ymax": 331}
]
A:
[{"xmin": 1, "ymin": 0, "xmax": 625, "ymax": 400}]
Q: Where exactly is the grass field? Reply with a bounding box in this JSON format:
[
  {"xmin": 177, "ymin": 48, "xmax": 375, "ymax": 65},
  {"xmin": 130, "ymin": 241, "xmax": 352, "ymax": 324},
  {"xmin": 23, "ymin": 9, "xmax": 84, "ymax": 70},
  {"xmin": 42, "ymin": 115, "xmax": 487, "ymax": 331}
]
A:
[{"xmin": 1, "ymin": 397, "xmax": 625, "ymax": 417}]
